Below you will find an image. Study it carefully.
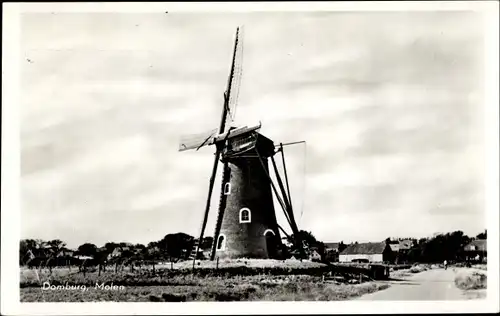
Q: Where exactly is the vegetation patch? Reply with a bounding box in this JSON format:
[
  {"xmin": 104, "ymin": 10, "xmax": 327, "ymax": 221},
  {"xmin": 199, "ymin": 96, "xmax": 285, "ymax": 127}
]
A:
[
  {"xmin": 454, "ymin": 270, "xmax": 487, "ymax": 290},
  {"xmin": 20, "ymin": 274, "xmax": 390, "ymax": 302},
  {"xmin": 22, "ymin": 259, "xmax": 390, "ymax": 288},
  {"xmin": 409, "ymin": 264, "xmax": 429, "ymax": 274},
  {"xmin": 472, "ymin": 264, "xmax": 487, "ymax": 271}
]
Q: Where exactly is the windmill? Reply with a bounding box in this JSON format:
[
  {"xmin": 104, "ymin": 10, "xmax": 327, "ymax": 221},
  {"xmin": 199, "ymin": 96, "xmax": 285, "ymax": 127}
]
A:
[{"xmin": 179, "ymin": 27, "xmax": 307, "ymax": 262}]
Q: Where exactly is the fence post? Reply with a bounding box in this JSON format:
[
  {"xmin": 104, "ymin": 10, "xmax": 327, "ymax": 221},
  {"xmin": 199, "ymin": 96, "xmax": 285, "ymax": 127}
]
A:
[{"xmin": 216, "ymin": 257, "xmax": 219, "ymax": 270}]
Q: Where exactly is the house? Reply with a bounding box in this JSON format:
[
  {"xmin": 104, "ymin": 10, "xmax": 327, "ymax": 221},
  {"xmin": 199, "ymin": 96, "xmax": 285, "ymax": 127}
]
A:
[
  {"xmin": 339, "ymin": 242, "xmax": 393, "ymax": 263},
  {"xmin": 56, "ymin": 248, "xmax": 75, "ymax": 257},
  {"xmin": 325, "ymin": 242, "xmax": 340, "ymax": 252},
  {"xmin": 388, "ymin": 239, "xmax": 412, "ymax": 252},
  {"xmin": 398, "ymin": 240, "xmax": 412, "ymax": 251},
  {"xmin": 309, "ymin": 248, "xmax": 322, "ymax": 262},
  {"xmin": 324, "ymin": 242, "xmax": 345, "ymax": 262},
  {"xmin": 389, "ymin": 244, "xmax": 400, "ymax": 252},
  {"xmin": 388, "ymin": 240, "xmax": 413, "ymax": 264},
  {"xmin": 464, "ymin": 239, "xmax": 487, "ymax": 263},
  {"xmin": 108, "ymin": 246, "xmax": 132, "ymax": 260},
  {"xmin": 281, "ymin": 237, "xmax": 293, "ymax": 248},
  {"xmin": 74, "ymin": 255, "xmax": 94, "ymax": 260},
  {"xmin": 190, "ymin": 247, "xmax": 210, "ymax": 260}
]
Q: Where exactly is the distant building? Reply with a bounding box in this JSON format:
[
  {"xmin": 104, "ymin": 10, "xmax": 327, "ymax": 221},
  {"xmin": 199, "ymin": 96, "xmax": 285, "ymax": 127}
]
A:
[
  {"xmin": 74, "ymin": 255, "xmax": 94, "ymax": 260},
  {"xmin": 56, "ymin": 248, "xmax": 75, "ymax": 257},
  {"xmin": 464, "ymin": 239, "xmax": 487, "ymax": 263},
  {"xmin": 108, "ymin": 246, "xmax": 131, "ymax": 260},
  {"xmin": 389, "ymin": 244, "xmax": 400, "ymax": 252},
  {"xmin": 339, "ymin": 242, "xmax": 393, "ymax": 263},
  {"xmin": 398, "ymin": 239, "xmax": 412, "ymax": 251},
  {"xmin": 309, "ymin": 248, "xmax": 322, "ymax": 261},
  {"xmin": 324, "ymin": 242, "xmax": 343, "ymax": 262},
  {"xmin": 389, "ymin": 239, "xmax": 412, "ymax": 264},
  {"xmin": 388, "ymin": 239, "xmax": 413, "ymax": 252},
  {"xmin": 324, "ymin": 242, "xmax": 340, "ymax": 252}
]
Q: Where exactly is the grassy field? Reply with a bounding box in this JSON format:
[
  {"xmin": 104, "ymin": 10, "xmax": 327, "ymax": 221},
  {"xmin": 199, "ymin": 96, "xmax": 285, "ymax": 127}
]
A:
[
  {"xmin": 21, "ymin": 258, "xmax": 325, "ymax": 281},
  {"xmin": 175, "ymin": 258, "xmax": 326, "ymax": 269},
  {"xmin": 20, "ymin": 259, "xmax": 390, "ymax": 302},
  {"xmin": 20, "ymin": 274, "xmax": 390, "ymax": 302}
]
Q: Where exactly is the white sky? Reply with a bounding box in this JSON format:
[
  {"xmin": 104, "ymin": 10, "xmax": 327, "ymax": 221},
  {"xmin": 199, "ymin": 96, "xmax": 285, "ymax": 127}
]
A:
[{"xmin": 20, "ymin": 11, "xmax": 487, "ymax": 249}]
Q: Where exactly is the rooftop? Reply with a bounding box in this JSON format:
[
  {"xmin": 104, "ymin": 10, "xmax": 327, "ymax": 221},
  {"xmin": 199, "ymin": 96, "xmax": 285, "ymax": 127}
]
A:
[
  {"xmin": 464, "ymin": 239, "xmax": 487, "ymax": 251},
  {"xmin": 340, "ymin": 242, "xmax": 387, "ymax": 255},
  {"xmin": 324, "ymin": 242, "xmax": 340, "ymax": 250}
]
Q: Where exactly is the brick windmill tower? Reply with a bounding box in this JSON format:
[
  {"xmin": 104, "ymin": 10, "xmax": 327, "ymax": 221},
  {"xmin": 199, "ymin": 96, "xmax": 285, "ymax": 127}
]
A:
[{"xmin": 179, "ymin": 28, "xmax": 306, "ymax": 261}]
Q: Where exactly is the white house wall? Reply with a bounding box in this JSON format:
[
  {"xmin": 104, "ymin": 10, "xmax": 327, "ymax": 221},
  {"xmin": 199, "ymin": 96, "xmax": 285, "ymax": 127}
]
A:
[{"xmin": 339, "ymin": 254, "xmax": 383, "ymax": 262}]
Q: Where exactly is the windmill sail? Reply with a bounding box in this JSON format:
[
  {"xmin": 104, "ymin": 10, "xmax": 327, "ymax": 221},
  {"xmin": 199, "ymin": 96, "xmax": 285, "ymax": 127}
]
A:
[
  {"xmin": 178, "ymin": 27, "xmax": 243, "ymax": 153},
  {"xmin": 224, "ymin": 26, "xmax": 244, "ymax": 128},
  {"xmin": 192, "ymin": 27, "xmax": 242, "ymax": 266},
  {"xmin": 178, "ymin": 128, "xmax": 218, "ymax": 152}
]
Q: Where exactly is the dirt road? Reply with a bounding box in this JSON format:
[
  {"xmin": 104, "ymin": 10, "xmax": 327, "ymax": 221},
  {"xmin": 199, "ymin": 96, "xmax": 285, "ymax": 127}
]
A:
[{"xmin": 356, "ymin": 268, "xmax": 484, "ymax": 301}]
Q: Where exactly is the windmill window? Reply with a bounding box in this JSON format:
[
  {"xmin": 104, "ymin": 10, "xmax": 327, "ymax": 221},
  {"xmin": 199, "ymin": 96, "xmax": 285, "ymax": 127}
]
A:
[
  {"xmin": 224, "ymin": 183, "xmax": 231, "ymax": 195},
  {"xmin": 216, "ymin": 234, "xmax": 226, "ymax": 251},
  {"xmin": 239, "ymin": 208, "xmax": 251, "ymax": 223}
]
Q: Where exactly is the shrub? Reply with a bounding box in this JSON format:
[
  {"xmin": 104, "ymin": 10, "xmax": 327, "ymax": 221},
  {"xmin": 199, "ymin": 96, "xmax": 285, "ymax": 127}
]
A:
[
  {"xmin": 454, "ymin": 271, "xmax": 487, "ymax": 290},
  {"xmin": 472, "ymin": 264, "xmax": 487, "ymax": 271},
  {"xmin": 161, "ymin": 293, "xmax": 187, "ymax": 302},
  {"xmin": 409, "ymin": 264, "xmax": 428, "ymax": 273},
  {"xmin": 148, "ymin": 295, "xmax": 161, "ymax": 302}
]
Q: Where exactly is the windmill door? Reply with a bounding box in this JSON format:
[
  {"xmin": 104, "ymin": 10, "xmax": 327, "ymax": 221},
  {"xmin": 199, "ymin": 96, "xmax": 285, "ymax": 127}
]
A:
[{"xmin": 264, "ymin": 230, "xmax": 278, "ymax": 259}]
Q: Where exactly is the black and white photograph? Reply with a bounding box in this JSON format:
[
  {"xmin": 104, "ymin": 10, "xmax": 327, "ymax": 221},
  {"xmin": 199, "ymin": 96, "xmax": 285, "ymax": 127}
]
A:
[{"xmin": 1, "ymin": 1, "xmax": 499, "ymax": 315}]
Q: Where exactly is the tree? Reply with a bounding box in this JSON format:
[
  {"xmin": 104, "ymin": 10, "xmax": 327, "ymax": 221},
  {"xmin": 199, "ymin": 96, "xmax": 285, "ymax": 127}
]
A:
[
  {"xmin": 201, "ymin": 236, "xmax": 214, "ymax": 250},
  {"xmin": 159, "ymin": 233, "xmax": 194, "ymax": 261},
  {"xmin": 146, "ymin": 242, "xmax": 162, "ymax": 273},
  {"xmin": 77, "ymin": 243, "xmax": 98, "ymax": 257},
  {"xmin": 338, "ymin": 241, "xmax": 347, "ymax": 253},
  {"xmin": 120, "ymin": 247, "xmax": 136, "ymax": 271},
  {"xmin": 285, "ymin": 230, "xmax": 327, "ymax": 260},
  {"xmin": 20, "ymin": 239, "xmax": 39, "ymax": 251},
  {"xmin": 407, "ymin": 246, "xmax": 421, "ymax": 263},
  {"xmin": 47, "ymin": 239, "xmax": 66, "ymax": 254},
  {"xmin": 287, "ymin": 230, "xmax": 317, "ymax": 248},
  {"xmin": 476, "ymin": 230, "xmax": 487, "ymax": 239},
  {"xmin": 404, "ymin": 231, "xmax": 472, "ymax": 263},
  {"xmin": 104, "ymin": 242, "xmax": 119, "ymax": 253},
  {"xmin": 94, "ymin": 248, "xmax": 110, "ymax": 275},
  {"xmin": 147, "ymin": 241, "xmax": 159, "ymax": 249},
  {"xmin": 19, "ymin": 239, "xmax": 38, "ymax": 265},
  {"xmin": 134, "ymin": 243, "xmax": 146, "ymax": 251}
]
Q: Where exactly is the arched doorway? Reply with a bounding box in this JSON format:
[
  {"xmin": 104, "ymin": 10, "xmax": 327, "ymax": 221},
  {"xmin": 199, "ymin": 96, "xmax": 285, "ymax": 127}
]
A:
[{"xmin": 264, "ymin": 229, "xmax": 277, "ymax": 259}]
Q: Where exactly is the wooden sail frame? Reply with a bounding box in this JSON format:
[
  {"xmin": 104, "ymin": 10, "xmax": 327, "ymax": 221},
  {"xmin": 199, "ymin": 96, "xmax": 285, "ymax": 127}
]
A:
[{"xmin": 192, "ymin": 27, "xmax": 241, "ymax": 268}]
